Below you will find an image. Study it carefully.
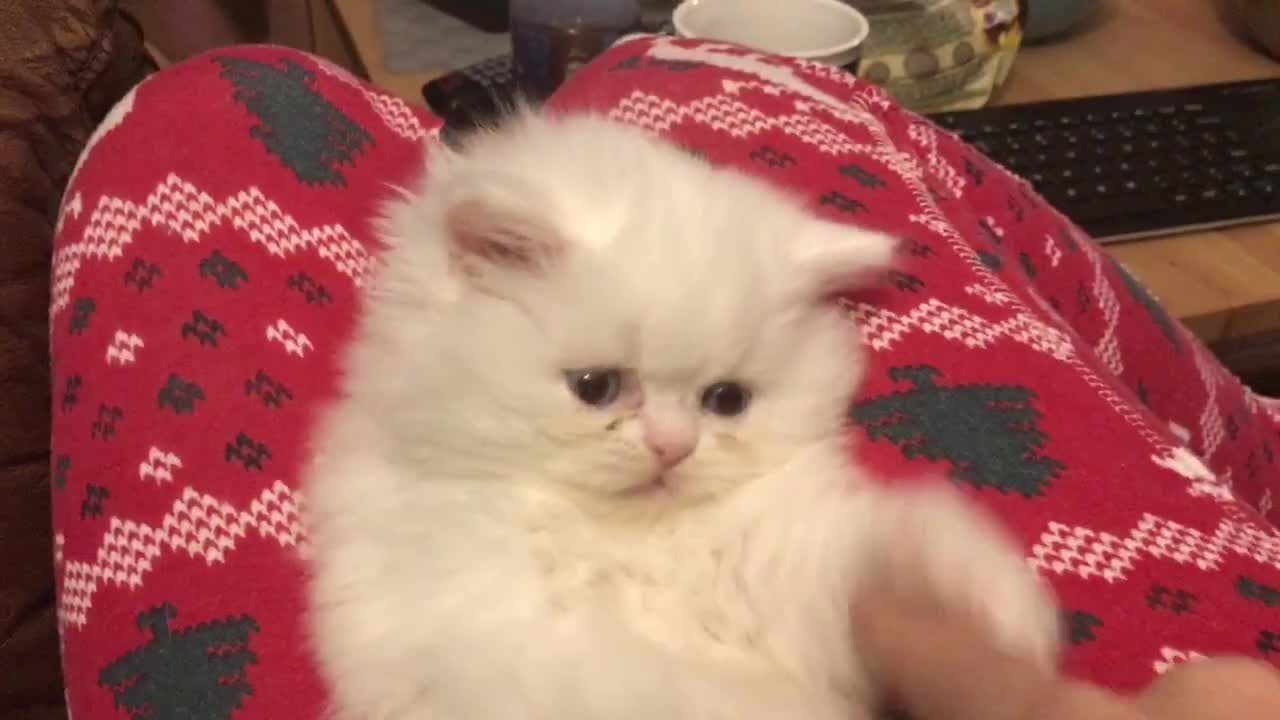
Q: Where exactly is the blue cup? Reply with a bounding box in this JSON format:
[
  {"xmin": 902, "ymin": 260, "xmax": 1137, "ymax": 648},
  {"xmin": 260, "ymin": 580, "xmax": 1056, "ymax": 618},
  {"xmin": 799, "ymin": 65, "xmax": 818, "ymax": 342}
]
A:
[{"xmin": 1023, "ymin": 0, "xmax": 1098, "ymax": 43}]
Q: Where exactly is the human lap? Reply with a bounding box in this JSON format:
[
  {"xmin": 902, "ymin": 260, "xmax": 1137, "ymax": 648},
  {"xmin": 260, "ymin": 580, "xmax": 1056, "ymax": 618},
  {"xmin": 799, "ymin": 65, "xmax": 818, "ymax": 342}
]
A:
[{"xmin": 48, "ymin": 38, "xmax": 1280, "ymax": 719}]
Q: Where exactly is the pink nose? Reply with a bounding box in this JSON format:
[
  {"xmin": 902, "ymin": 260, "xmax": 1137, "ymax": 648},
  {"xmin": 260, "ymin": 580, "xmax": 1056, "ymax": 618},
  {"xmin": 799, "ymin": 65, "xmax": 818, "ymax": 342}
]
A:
[{"xmin": 644, "ymin": 433, "xmax": 695, "ymax": 468}]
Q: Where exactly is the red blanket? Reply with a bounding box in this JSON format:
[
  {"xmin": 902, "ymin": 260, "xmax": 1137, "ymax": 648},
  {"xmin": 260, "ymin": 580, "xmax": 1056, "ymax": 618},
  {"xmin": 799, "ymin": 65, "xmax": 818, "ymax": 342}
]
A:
[{"xmin": 50, "ymin": 40, "xmax": 1280, "ymax": 719}]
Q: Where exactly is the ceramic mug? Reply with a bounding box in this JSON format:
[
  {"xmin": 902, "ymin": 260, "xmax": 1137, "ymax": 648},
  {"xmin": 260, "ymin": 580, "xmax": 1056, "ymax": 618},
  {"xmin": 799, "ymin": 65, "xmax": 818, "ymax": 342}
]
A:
[{"xmin": 672, "ymin": 0, "xmax": 871, "ymax": 71}]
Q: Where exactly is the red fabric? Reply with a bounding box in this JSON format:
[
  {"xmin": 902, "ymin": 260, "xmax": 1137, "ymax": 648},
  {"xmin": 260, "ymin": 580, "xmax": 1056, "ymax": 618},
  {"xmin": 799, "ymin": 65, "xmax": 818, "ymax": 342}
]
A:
[{"xmin": 50, "ymin": 41, "xmax": 1280, "ymax": 719}]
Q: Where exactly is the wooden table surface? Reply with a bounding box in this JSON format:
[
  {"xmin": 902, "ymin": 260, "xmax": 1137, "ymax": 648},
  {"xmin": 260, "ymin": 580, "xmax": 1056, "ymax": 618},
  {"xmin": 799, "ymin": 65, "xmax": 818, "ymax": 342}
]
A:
[{"xmin": 330, "ymin": 0, "xmax": 1280, "ymax": 344}]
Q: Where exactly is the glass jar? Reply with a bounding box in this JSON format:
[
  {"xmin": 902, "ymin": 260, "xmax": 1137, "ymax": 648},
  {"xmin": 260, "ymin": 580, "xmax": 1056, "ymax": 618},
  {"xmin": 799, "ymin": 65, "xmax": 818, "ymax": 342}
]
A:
[
  {"xmin": 509, "ymin": 0, "xmax": 640, "ymax": 101},
  {"xmin": 638, "ymin": 0, "xmax": 681, "ymax": 32}
]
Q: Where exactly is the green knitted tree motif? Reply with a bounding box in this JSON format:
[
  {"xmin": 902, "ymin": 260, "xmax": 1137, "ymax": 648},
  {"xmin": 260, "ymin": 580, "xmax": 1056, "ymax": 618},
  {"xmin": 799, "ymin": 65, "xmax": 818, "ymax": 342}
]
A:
[
  {"xmin": 1110, "ymin": 258, "xmax": 1181, "ymax": 352},
  {"xmin": 852, "ymin": 366, "xmax": 1065, "ymax": 497},
  {"xmin": 216, "ymin": 56, "xmax": 373, "ymax": 187},
  {"xmin": 1063, "ymin": 609, "xmax": 1103, "ymax": 645},
  {"xmin": 1238, "ymin": 576, "xmax": 1280, "ymax": 608},
  {"xmin": 99, "ymin": 604, "xmax": 260, "ymax": 720}
]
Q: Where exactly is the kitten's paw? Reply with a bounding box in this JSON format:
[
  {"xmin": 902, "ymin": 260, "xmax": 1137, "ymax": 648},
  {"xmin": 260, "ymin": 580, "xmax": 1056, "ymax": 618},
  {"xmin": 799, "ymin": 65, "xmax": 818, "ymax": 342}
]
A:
[{"xmin": 873, "ymin": 484, "xmax": 1061, "ymax": 670}]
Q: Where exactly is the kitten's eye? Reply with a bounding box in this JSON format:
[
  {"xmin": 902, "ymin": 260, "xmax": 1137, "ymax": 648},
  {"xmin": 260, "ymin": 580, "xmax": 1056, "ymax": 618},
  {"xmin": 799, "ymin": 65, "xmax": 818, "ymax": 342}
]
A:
[
  {"xmin": 566, "ymin": 369, "xmax": 623, "ymax": 407},
  {"xmin": 701, "ymin": 382, "xmax": 750, "ymax": 417}
]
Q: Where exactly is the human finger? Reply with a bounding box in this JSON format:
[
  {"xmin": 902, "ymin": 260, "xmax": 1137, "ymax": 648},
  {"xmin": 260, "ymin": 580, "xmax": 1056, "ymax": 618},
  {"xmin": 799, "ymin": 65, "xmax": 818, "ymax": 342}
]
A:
[
  {"xmin": 1134, "ymin": 656, "xmax": 1280, "ymax": 720},
  {"xmin": 852, "ymin": 595, "xmax": 1143, "ymax": 720}
]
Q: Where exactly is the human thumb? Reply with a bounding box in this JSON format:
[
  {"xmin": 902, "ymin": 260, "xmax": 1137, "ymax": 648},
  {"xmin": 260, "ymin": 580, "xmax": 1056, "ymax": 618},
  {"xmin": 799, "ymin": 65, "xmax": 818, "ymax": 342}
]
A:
[{"xmin": 851, "ymin": 594, "xmax": 1138, "ymax": 720}]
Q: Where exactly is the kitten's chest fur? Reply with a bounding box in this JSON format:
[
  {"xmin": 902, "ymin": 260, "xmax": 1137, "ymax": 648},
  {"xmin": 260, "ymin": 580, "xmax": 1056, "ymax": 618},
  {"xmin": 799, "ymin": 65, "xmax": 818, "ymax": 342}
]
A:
[{"xmin": 528, "ymin": 506, "xmax": 807, "ymax": 668}]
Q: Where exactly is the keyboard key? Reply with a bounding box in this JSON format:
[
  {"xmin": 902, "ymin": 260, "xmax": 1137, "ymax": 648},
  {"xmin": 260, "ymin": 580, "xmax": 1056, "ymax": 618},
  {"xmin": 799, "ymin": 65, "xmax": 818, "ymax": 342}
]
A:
[
  {"xmin": 1067, "ymin": 192, "xmax": 1172, "ymax": 222},
  {"xmin": 921, "ymin": 79, "xmax": 1280, "ymax": 240}
]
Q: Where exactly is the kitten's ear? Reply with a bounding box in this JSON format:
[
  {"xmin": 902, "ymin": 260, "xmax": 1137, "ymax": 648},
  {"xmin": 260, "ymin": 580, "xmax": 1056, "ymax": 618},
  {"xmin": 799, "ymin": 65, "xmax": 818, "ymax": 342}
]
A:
[
  {"xmin": 790, "ymin": 222, "xmax": 899, "ymax": 299},
  {"xmin": 440, "ymin": 171, "xmax": 564, "ymax": 279}
]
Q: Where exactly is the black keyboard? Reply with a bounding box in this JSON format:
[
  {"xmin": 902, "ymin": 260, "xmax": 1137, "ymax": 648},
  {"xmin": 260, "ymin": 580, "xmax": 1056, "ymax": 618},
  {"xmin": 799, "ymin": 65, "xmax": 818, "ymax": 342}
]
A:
[{"xmin": 929, "ymin": 78, "xmax": 1280, "ymax": 243}]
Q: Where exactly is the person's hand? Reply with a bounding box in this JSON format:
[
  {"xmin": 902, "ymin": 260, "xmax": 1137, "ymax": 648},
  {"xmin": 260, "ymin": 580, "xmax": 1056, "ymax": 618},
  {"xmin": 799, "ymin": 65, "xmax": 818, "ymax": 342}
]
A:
[{"xmin": 852, "ymin": 591, "xmax": 1280, "ymax": 720}]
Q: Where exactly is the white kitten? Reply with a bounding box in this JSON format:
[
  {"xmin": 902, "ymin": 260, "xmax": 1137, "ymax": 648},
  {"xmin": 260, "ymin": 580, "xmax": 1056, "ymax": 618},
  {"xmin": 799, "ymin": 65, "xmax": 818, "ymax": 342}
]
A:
[{"xmin": 304, "ymin": 111, "xmax": 1060, "ymax": 720}]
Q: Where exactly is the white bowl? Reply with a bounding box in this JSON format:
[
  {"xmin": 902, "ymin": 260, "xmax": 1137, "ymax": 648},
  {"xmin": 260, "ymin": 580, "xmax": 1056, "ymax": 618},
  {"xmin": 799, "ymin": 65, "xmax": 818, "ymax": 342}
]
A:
[{"xmin": 672, "ymin": 0, "xmax": 870, "ymax": 69}]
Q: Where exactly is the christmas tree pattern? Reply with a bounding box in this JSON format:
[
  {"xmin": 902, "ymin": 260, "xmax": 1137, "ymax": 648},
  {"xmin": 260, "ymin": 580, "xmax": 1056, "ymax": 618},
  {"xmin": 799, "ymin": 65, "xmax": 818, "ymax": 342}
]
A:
[
  {"xmin": 99, "ymin": 604, "xmax": 260, "ymax": 720},
  {"xmin": 1055, "ymin": 224, "xmax": 1080, "ymax": 253},
  {"xmin": 852, "ymin": 366, "xmax": 1065, "ymax": 497},
  {"xmin": 1063, "ymin": 609, "xmax": 1103, "ymax": 645},
  {"xmin": 215, "ymin": 56, "xmax": 373, "ymax": 187},
  {"xmin": 1237, "ymin": 576, "xmax": 1280, "ymax": 608},
  {"xmin": 838, "ymin": 162, "xmax": 887, "ymax": 190},
  {"xmin": 1110, "ymin": 258, "xmax": 1181, "ymax": 352},
  {"xmin": 976, "ymin": 249, "xmax": 1002, "ymax": 271},
  {"xmin": 1019, "ymin": 252, "xmax": 1037, "ymax": 279}
]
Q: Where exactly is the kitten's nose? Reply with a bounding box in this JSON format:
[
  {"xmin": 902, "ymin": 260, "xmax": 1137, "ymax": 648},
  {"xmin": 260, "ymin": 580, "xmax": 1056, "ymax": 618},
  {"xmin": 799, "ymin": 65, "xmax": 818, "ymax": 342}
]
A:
[{"xmin": 644, "ymin": 430, "xmax": 695, "ymax": 468}]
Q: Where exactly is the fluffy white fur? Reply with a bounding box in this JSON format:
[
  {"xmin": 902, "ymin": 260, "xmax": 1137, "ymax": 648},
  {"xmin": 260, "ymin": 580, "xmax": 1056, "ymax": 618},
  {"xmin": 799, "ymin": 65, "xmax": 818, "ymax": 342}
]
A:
[{"xmin": 304, "ymin": 112, "xmax": 1061, "ymax": 720}]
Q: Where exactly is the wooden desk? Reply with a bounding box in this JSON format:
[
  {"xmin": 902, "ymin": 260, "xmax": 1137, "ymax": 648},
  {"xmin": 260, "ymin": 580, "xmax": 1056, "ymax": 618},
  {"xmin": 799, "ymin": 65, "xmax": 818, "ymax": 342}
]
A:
[
  {"xmin": 330, "ymin": 0, "xmax": 445, "ymax": 101},
  {"xmin": 331, "ymin": 0, "xmax": 1280, "ymax": 349},
  {"xmin": 1004, "ymin": 0, "xmax": 1280, "ymax": 349}
]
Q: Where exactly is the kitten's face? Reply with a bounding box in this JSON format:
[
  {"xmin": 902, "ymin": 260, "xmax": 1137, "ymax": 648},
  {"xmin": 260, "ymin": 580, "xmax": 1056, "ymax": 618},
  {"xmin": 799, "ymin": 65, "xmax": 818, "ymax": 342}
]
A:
[{"xmin": 369, "ymin": 114, "xmax": 895, "ymax": 511}]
